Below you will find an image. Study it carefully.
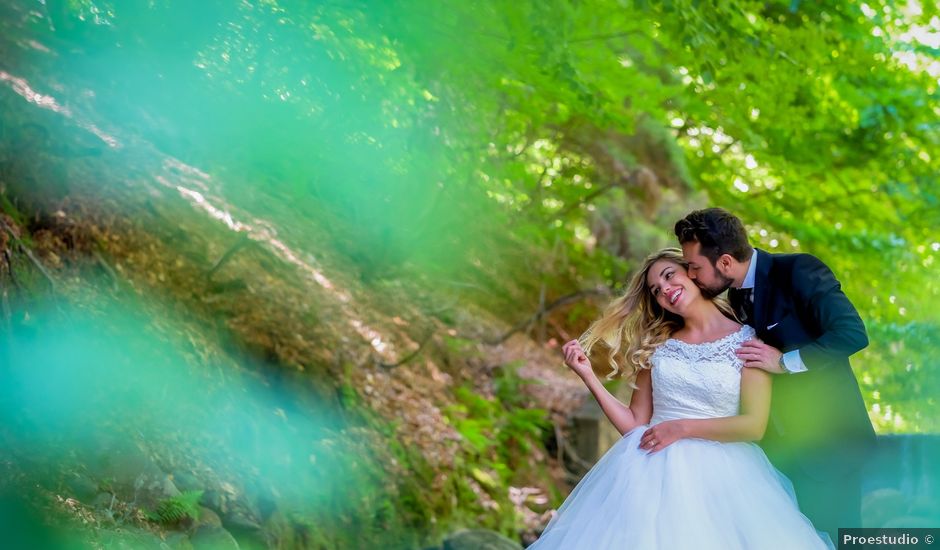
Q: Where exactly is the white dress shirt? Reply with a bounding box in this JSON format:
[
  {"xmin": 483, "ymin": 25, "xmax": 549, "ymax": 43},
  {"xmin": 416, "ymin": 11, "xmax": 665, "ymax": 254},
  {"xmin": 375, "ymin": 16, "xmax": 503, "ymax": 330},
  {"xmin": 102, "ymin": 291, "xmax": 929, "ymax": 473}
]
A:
[{"xmin": 738, "ymin": 249, "xmax": 807, "ymax": 374}]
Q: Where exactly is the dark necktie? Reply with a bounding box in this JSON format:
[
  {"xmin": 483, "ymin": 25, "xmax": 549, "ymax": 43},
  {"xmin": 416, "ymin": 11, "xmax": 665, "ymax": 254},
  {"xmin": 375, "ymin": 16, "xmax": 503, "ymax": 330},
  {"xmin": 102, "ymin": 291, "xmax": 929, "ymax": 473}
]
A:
[{"xmin": 729, "ymin": 287, "xmax": 754, "ymax": 323}]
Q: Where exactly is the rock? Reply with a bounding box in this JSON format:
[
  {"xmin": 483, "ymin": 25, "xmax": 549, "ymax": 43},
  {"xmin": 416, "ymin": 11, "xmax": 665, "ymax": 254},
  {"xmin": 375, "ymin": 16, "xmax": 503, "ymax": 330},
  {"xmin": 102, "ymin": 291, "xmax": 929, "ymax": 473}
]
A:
[
  {"xmin": 223, "ymin": 509, "xmax": 262, "ymax": 533},
  {"xmin": 884, "ymin": 515, "xmax": 938, "ymax": 528},
  {"xmin": 862, "ymin": 488, "xmax": 907, "ymax": 527},
  {"xmin": 223, "ymin": 508, "xmax": 268, "ymax": 550},
  {"xmin": 88, "ymin": 442, "xmax": 180, "ymax": 511},
  {"xmin": 135, "ymin": 472, "xmax": 182, "ymax": 512},
  {"xmin": 165, "ymin": 532, "xmax": 195, "ymax": 550},
  {"xmin": 200, "ymin": 489, "xmax": 224, "ymax": 514},
  {"xmin": 569, "ymin": 392, "xmax": 626, "ymax": 475},
  {"xmin": 92, "ymin": 443, "xmax": 153, "ymax": 483},
  {"xmin": 65, "ymin": 473, "xmax": 99, "ymax": 502},
  {"xmin": 256, "ymin": 495, "xmax": 276, "ymax": 522},
  {"xmin": 159, "ymin": 475, "xmax": 183, "ymax": 498},
  {"xmin": 172, "ymin": 471, "xmax": 202, "ymax": 492},
  {"xmin": 244, "ymin": 480, "xmax": 277, "ymax": 521},
  {"xmin": 92, "ymin": 492, "xmax": 114, "ymax": 509},
  {"xmin": 261, "ymin": 510, "xmax": 296, "ymax": 549},
  {"xmin": 906, "ymin": 495, "xmax": 940, "ymax": 519},
  {"xmin": 97, "ymin": 527, "xmax": 167, "ymax": 549},
  {"xmin": 190, "ymin": 525, "xmax": 240, "ymax": 550},
  {"xmin": 231, "ymin": 532, "xmax": 271, "ymax": 550},
  {"xmin": 193, "ymin": 507, "xmax": 223, "ymax": 529},
  {"xmin": 443, "ymin": 529, "xmax": 522, "ymax": 550}
]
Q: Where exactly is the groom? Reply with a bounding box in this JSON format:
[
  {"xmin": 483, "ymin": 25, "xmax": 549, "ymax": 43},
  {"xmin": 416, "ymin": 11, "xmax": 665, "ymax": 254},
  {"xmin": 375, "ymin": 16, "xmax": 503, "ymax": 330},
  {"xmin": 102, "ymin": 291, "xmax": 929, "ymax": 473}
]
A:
[{"xmin": 674, "ymin": 207, "xmax": 875, "ymax": 540}]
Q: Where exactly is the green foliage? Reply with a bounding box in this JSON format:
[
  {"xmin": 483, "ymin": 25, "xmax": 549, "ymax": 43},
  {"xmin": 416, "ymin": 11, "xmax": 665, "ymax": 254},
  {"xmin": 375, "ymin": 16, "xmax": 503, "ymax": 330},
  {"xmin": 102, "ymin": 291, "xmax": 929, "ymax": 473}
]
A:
[
  {"xmin": 860, "ymin": 321, "xmax": 940, "ymax": 432},
  {"xmin": 441, "ymin": 364, "xmax": 552, "ymax": 536},
  {"xmin": 443, "ymin": 336, "xmax": 483, "ymax": 362},
  {"xmin": 18, "ymin": 0, "xmax": 940, "ymax": 437},
  {"xmin": 494, "ymin": 361, "xmax": 536, "ymax": 407},
  {"xmin": 0, "ymin": 193, "xmax": 27, "ymax": 227},
  {"xmin": 447, "ymin": 380, "xmax": 550, "ymax": 465},
  {"xmin": 146, "ymin": 490, "xmax": 202, "ymax": 525}
]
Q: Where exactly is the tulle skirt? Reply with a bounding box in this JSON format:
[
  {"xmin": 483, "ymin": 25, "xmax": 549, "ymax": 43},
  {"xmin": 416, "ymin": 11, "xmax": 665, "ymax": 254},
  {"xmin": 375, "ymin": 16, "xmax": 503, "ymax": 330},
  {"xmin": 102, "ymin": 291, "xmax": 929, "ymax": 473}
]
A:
[{"xmin": 530, "ymin": 425, "xmax": 834, "ymax": 550}]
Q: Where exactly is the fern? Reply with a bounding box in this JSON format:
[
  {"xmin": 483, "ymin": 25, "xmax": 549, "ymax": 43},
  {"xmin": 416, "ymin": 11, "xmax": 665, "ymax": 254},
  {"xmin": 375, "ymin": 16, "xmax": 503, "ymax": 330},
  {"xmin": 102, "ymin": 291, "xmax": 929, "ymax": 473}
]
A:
[{"xmin": 147, "ymin": 490, "xmax": 204, "ymax": 525}]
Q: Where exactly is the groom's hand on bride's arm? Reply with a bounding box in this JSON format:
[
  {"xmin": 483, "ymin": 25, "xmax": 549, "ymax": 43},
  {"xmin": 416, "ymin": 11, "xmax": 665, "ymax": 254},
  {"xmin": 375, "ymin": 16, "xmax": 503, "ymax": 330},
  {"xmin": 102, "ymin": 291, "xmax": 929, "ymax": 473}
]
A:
[{"xmin": 736, "ymin": 340, "xmax": 785, "ymax": 374}]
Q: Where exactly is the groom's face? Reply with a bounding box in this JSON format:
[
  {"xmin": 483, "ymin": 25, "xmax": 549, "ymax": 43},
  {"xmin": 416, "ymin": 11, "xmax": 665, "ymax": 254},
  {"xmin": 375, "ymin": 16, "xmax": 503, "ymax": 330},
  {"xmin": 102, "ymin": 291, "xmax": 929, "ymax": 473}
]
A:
[{"xmin": 681, "ymin": 241, "xmax": 734, "ymax": 299}]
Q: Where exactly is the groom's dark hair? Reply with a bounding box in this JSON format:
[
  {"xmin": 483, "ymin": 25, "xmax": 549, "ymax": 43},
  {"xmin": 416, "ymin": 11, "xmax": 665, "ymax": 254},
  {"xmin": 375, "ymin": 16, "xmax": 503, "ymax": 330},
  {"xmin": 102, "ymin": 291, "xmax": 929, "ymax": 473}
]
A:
[{"xmin": 674, "ymin": 208, "xmax": 752, "ymax": 264}]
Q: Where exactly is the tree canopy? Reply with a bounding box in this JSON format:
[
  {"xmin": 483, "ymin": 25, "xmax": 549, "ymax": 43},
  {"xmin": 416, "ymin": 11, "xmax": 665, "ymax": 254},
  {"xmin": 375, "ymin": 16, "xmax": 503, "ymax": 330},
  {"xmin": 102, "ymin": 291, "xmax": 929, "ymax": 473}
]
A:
[{"xmin": 12, "ymin": 0, "xmax": 940, "ymax": 431}]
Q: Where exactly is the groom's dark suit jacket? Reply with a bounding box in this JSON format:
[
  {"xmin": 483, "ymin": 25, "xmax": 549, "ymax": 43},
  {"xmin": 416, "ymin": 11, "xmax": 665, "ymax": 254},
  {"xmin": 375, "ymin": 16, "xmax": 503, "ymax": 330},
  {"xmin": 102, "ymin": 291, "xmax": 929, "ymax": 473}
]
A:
[{"xmin": 746, "ymin": 249, "xmax": 876, "ymax": 474}]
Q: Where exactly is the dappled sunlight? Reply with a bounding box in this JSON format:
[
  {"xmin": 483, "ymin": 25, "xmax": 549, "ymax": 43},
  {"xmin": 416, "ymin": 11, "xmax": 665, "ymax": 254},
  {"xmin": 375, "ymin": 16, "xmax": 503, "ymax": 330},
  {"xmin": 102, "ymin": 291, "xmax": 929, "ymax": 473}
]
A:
[
  {"xmin": 153, "ymin": 157, "xmax": 396, "ymax": 360},
  {"xmin": 2, "ymin": 49, "xmax": 400, "ymax": 362},
  {"xmin": 0, "ymin": 69, "xmax": 120, "ymax": 148},
  {"xmin": 0, "ymin": 70, "xmax": 70, "ymax": 114},
  {"xmin": 169, "ymin": 183, "xmax": 250, "ymax": 233}
]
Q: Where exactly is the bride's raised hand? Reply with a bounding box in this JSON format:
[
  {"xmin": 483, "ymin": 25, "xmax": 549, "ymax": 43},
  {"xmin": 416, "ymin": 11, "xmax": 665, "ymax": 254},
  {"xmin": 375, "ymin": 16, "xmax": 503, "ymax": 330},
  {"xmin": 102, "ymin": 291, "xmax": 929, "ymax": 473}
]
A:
[{"xmin": 562, "ymin": 340, "xmax": 593, "ymax": 379}]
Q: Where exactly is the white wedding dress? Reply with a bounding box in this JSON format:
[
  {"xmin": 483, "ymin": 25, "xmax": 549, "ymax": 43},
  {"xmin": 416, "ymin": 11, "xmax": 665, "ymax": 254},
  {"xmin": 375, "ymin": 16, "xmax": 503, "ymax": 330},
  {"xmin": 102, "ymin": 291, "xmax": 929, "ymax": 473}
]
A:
[{"xmin": 530, "ymin": 325, "xmax": 833, "ymax": 550}]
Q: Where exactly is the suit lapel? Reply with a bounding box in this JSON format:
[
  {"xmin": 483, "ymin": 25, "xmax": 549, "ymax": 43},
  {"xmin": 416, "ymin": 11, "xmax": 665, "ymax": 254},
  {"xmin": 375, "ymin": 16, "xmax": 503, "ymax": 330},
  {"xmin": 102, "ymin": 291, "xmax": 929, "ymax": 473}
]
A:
[{"xmin": 752, "ymin": 249, "xmax": 773, "ymax": 335}]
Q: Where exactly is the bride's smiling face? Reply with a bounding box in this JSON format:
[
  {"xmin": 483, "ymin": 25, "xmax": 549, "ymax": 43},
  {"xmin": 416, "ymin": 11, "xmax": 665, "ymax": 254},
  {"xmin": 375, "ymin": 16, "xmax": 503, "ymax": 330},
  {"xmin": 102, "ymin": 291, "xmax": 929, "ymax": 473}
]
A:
[{"xmin": 646, "ymin": 259, "xmax": 701, "ymax": 315}]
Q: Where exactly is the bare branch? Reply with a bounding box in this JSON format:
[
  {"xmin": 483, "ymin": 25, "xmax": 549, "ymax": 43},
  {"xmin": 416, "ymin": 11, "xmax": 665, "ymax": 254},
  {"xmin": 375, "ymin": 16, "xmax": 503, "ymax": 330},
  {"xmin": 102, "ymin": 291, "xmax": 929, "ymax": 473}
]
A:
[
  {"xmin": 555, "ymin": 179, "xmax": 625, "ymax": 219},
  {"xmin": 379, "ymin": 329, "xmax": 437, "ymax": 369},
  {"xmin": 568, "ymin": 30, "xmax": 639, "ymax": 44},
  {"xmin": 207, "ymin": 232, "xmax": 253, "ymax": 279},
  {"xmin": 488, "ymin": 287, "xmax": 609, "ymax": 345}
]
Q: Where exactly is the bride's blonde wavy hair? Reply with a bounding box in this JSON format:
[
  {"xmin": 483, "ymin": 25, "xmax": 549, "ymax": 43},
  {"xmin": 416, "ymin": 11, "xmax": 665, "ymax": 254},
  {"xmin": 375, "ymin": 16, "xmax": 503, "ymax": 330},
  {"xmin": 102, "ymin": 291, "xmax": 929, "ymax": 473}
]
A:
[{"xmin": 579, "ymin": 248, "xmax": 734, "ymax": 384}]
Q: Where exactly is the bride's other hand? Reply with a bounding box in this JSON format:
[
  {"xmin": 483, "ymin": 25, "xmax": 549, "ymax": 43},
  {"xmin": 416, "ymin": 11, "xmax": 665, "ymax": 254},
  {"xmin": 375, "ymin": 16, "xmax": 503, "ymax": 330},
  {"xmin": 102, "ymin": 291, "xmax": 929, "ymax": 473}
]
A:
[
  {"xmin": 640, "ymin": 420, "xmax": 687, "ymax": 453},
  {"xmin": 562, "ymin": 340, "xmax": 593, "ymax": 379}
]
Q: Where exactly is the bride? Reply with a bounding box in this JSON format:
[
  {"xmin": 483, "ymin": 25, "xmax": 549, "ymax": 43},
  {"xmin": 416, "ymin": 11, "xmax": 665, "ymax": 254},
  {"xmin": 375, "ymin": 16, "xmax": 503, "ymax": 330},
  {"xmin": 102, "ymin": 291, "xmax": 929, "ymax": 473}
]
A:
[{"xmin": 530, "ymin": 248, "xmax": 833, "ymax": 549}]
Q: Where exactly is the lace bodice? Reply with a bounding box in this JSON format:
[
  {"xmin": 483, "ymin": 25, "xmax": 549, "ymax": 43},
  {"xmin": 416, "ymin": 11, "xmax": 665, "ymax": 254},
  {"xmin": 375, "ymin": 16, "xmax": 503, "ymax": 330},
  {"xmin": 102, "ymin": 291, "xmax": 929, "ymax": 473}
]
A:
[{"xmin": 649, "ymin": 325, "xmax": 756, "ymax": 425}]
